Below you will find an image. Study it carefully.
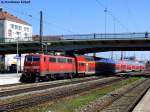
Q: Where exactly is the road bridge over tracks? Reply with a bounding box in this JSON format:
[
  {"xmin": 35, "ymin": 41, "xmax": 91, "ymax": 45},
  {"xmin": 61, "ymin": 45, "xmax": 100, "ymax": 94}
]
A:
[{"xmin": 0, "ymin": 32, "xmax": 150, "ymax": 54}]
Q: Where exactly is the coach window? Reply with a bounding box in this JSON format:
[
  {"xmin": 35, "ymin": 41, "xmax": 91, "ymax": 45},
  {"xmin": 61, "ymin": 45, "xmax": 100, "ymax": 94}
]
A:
[
  {"xmin": 58, "ymin": 58, "xmax": 61, "ymax": 63},
  {"xmin": 49, "ymin": 57, "xmax": 56, "ymax": 62},
  {"xmin": 79, "ymin": 63, "xmax": 84, "ymax": 66},
  {"xmin": 58, "ymin": 58, "xmax": 66, "ymax": 63},
  {"xmin": 67, "ymin": 59, "xmax": 72, "ymax": 63}
]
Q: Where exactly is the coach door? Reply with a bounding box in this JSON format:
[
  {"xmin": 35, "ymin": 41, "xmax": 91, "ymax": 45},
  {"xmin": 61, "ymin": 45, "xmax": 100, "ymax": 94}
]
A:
[
  {"xmin": 86, "ymin": 63, "xmax": 89, "ymax": 73},
  {"xmin": 43, "ymin": 56, "xmax": 48, "ymax": 73}
]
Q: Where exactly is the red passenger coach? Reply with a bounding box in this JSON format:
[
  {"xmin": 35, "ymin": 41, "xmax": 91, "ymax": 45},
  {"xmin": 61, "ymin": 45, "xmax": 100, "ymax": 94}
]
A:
[
  {"xmin": 116, "ymin": 60, "xmax": 145, "ymax": 73},
  {"xmin": 76, "ymin": 56, "xmax": 95, "ymax": 76}
]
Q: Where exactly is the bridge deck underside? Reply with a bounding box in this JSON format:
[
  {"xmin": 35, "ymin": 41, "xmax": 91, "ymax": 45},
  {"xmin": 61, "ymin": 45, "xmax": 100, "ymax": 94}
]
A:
[{"xmin": 0, "ymin": 38, "xmax": 150, "ymax": 54}]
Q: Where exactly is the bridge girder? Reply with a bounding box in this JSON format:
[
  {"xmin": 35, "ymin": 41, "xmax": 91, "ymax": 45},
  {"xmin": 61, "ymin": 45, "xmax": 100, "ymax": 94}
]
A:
[{"xmin": 0, "ymin": 38, "xmax": 150, "ymax": 54}]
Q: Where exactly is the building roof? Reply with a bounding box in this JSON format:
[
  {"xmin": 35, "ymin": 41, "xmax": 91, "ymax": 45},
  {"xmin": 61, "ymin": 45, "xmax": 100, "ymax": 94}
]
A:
[{"xmin": 0, "ymin": 8, "xmax": 31, "ymax": 26}]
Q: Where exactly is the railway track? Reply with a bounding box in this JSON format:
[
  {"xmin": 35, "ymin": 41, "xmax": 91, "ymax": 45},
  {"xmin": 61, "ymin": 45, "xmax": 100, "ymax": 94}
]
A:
[
  {"xmin": 0, "ymin": 71, "xmax": 148, "ymax": 89},
  {"xmin": 0, "ymin": 76, "xmax": 103, "ymax": 88},
  {"xmin": 127, "ymin": 83, "xmax": 150, "ymax": 112},
  {"xmin": 79, "ymin": 78, "xmax": 150, "ymax": 112},
  {"xmin": 0, "ymin": 76, "xmax": 105, "ymax": 98},
  {"xmin": 0, "ymin": 83, "xmax": 23, "ymax": 88},
  {"xmin": 0, "ymin": 77, "xmax": 121, "ymax": 111},
  {"xmin": 115, "ymin": 71, "xmax": 150, "ymax": 77},
  {"xmin": 100, "ymin": 78, "xmax": 150, "ymax": 112},
  {"xmin": 0, "ymin": 72, "xmax": 148, "ymax": 98}
]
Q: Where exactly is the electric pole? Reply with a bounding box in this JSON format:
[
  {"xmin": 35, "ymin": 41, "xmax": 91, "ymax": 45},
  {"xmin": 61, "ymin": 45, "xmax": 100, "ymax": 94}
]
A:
[
  {"xmin": 111, "ymin": 51, "xmax": 113, "ymax": 59},
  {"xmin": 40, "ymin": 11, "xmax": 43, "ymax": 52},
  {"xmin": 121, "ymin": 51, "xmax": 123, "ymax": 60},
  {"xmin": 93, "ymin": 33, "xmax": 96, "ymax": 57}
]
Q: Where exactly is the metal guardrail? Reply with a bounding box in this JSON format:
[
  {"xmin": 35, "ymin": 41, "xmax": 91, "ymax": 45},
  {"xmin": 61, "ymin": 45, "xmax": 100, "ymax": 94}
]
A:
[
  {"xmin": 0, "ymin": 32, "xmax": 149, "ymax": 43},
  {"xmin": 0, "ymin": 37, "xmax": 33, "ymax": 43},
  {"xmin": 63, "ymin": 32, "xmax": 150, "ymax": 40}
]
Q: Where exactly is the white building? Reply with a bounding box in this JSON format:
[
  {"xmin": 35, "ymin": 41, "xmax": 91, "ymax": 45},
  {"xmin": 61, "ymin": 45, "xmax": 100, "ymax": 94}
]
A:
[
  {"xmin": 0, "ymin": 8, "xmax": 32, "ymax": 72},
  {"xmin": 0, "ymin": 9, "xmax": 32, "ymax": 42}
]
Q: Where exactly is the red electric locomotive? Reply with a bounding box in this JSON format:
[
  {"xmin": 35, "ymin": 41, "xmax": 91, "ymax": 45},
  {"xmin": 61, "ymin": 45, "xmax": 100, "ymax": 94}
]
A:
[{"xmin": 21, "ymin": 54, "xmax": 75, "ymax": 82}]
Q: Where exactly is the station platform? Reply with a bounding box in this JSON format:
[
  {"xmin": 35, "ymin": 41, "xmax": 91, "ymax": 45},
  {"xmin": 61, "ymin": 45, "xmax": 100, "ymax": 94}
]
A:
[
  {"xmin": 0, "ymin": 73, "xmax": 21, "ymax": 85},
  {"xmin": 133, "ymin": 88, "xmax": 150, "ymax": 112}
]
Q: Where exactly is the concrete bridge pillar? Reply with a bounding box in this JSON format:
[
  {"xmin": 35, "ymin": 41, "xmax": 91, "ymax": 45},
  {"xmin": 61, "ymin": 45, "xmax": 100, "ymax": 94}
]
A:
[{"xmin": 19, "ymin": 53, "xmax": 21, "ymax": 72}]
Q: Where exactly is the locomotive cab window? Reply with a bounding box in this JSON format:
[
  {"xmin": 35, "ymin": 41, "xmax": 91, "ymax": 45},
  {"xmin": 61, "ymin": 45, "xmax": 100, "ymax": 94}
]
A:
[
  {"xmin": 26, "ymin": 56, "xmax": 32, "ymax": 62},
  {"xmin": 33, "ymin": 56, "xmax": 40, "ymax": 62},
  {"xmin": 25, "ymin": 56, "xmax": 40, "ymax": 62}
]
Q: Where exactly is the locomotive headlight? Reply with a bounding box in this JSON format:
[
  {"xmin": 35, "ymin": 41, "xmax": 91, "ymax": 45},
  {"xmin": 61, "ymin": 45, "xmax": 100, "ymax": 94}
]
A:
[
  {"xmin": 24, "ymin": 69, "xmax": 27, "ymax": 72},
  {"xmin": 36, "ymin": 73, "xmax": 40, "ymax": 76},
  {"xmin": 36, "ymin": 69, "xmax": 40, "ymax": 72}
]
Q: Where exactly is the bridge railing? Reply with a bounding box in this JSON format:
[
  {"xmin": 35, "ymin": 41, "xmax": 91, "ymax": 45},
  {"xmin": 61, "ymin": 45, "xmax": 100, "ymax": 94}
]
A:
[
  {"xmin": 62, "ymin": 32, "xmax": 149, "ymax": 40},
  {"xmin": 0, "ymin": 37, "xmax": 33, "ymax": 43},
  {"xmin": 0, "ymin": 32, "xmax": 149, "ymax": 43}
]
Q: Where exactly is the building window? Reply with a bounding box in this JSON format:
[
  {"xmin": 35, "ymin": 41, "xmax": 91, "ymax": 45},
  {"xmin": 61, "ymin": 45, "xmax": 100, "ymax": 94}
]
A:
[
  {"xmin": 24, "ymin": 27, "xmax": 26, "ymax": 31},
  {"xmin": 24, "ymin": 27, "xmax": 29, "ymax": 32},
  {"xmin": 24, "ymin": 33, "xmax": 28, "ymax": 37},
  {"xmin": 19, "ymin": 26, "xmax": 22, "ymax": 30},
  {"xmin": 27, "ymin": 28, "xmax": 29, "ymax": 32},
  {"xmin": 14, "ymin": 25, "xmax": 22, "ymax": 30},
  {"xmin": 10, "ymin": 24, "xmax": 14, "ymax": 29},
  {"xmin": 16, "ymin": 32, "xmax": 21, "ymax": 37},
  {"xmin": 15, "ymin": 25, "xmax": 18, "ymax": 29},
  {"xmin": 8, "ymin": 29, "xmax": 12, "ymax": 37}
]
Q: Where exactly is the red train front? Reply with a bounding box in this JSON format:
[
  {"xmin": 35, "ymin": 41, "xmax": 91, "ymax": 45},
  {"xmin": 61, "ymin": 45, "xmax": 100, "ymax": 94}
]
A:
[{"xmin": 20, "ymin": 54, "xmax": 76, "ymax": 82}]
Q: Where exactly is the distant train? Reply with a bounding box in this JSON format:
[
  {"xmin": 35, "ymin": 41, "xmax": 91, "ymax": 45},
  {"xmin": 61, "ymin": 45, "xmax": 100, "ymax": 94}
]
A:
[{"xmin": 20, "ymin": 53, "xmax": 145, "ymax": 82}]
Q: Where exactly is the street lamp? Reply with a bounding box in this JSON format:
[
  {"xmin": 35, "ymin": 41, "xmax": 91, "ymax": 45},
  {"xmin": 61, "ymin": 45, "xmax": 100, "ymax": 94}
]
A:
[
  {"xmin": 93, "ymin": 33, "xmax": 96, "ymax": 57},
  {"xmin": 16, "ymin": 37, "xmax": 19, "ymax": 76},
  {"xmin": 16, "ymin": 34, "xmax": 20, "ymax": 76}
]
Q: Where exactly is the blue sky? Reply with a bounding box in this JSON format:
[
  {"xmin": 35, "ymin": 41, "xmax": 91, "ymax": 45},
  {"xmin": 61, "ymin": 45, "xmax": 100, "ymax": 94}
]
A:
[
  {"xmin": 1, "ymin": 0, "xmax": 150, "ymax": 35},
  {"xmin": 1, "ymin": 0, "xmax": 150, "ymax": 60}
]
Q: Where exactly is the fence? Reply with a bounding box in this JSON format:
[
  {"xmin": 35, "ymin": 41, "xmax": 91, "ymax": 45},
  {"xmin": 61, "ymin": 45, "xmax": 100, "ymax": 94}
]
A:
[{"xmin": 0, "ymin": 32, "xmax": 149, "ymax": 43}]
